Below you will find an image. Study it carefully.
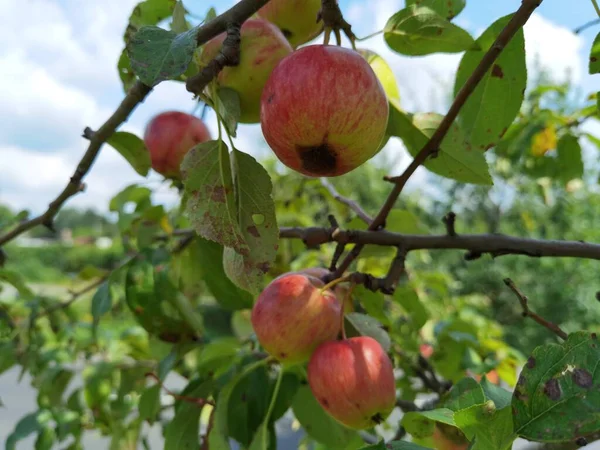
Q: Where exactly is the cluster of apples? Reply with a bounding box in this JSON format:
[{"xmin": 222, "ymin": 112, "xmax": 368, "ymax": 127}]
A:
[
  {"xmin": 251, "ymin": 268, "xmax": 397, "ymax": 430},
  {"xmin": 143, "ymin": 0, "xmax": 390, "ymax": 180}
]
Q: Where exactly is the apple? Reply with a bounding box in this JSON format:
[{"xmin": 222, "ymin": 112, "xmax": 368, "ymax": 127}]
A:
[
  {"xmin": 143, "ymin": 111, "xmax": 211, "ymax": 178},
  {"xmin": 432, "ymin": 423, "xmax": 469, "ymax": 450},
  {"xmin": 251, "ymin": 272, "xmax": 342, "ymax": 365},
  {"xmin": 257, "ymin": 0, "xmax": 323, "ymax": 48},
  {"xmin": 199, "ymin": 18, "xmax": 293, "ymax": 124},
  {"xmin": 260, "ymin": 45, "xmax": 389, "ymax": 177},
  {"xmin": 296, "ymin": 267, "xmax": 354, "ymax": 313},
  {"xmin": 307, "ymin": 336, "xmax": 396, "ymax": 430}
]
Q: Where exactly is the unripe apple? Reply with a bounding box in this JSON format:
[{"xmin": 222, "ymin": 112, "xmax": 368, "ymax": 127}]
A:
[
  {"xmin": 251, "ymin": 272, "xmax": 342, "ymax": 365},
  {"xmin": 257, "ymin": 0, "xmax": 323, "ymax": 48},
  {"xmin": 432, "ymin": 423, "xmax": 469, "ymax": 450},
  {"xmin": 296, "ymin": 267, "xmax": 354, "ymax": 313},
  {"xmin": 260, "ymin": 45, "xmax": 389, "ymax": 177},
  {"xmin": 143, "ymin": 111, "xmax": 211, "ymax": 179},
  {"xmin": 199, "ymin": 18, "xmax": 293, "ymax": 124},
  {"xmin": 307, "ymin": 336, "xmax": 396, "ymax": 430}
]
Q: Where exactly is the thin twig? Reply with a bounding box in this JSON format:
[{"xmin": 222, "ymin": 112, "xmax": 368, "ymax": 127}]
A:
[
  {"xmin": 320, "ymin": 178, "xmax": 373, "ymax": 225},
  {"xmin": 146, "ymin": 373, "xmax": 215, "ymax": 407},
  {"xmin": 443, "ymin": 212, "xmax": 457, "ymax": 237},
  {"xmin": 319, "ymin": 0, "xmax": 356, "ymax": 48},
  {"xmin": 332, "ymin": 0, "xmax": 545, "ymax": 278},
  {"xmin": 503, "ymin": 278, "xmax": 568, "ymax": 340},
  {"xmin": 574, "ymin": 17, "xmax": 600, "ymax": 33},
  {"xmin": 382, "ymin": 247, "xmax": 407, "ymax": 294},
  {"xmin": 187, "ymin": 23, "xmax": 241, "ymax": 97}
]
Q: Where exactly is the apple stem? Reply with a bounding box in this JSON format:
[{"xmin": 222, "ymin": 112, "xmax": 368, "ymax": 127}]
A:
[
  {"xmin": 265, "ymin": 367, "xmax": 284, "ymax": 424},
  {"xmin": 320, "ymin": 274, "xmax": 352, "ymax": 294}
]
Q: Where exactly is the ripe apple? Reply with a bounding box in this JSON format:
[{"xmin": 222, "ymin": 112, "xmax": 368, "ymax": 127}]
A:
[
  {"xmin": 257, "ymin": 0, "xmax": 323, "ymax": 48},
  {"xmin": 432, "ymin": 423, "xmax": 469, "ymax": 450},
  {"xmin": 307, "ymin": 336, "xmax": 396, "ymax": 430},
  {"xmin": 296, "ymin": 267, "xmax": 354, "ymax": 313},
  {"xmin": 251, "ymin": 272, "xmax": 342, "ymax": 365},
  {"xmin": 199, "ymin": 18, "xmax": 293, "ymax": 124},
  {"xmin": 260, "ymin": 45, "xmax": 389, "ymax": 177},
  {"xmin": 143, "ymin": 111, "xmax": 211, "ymax": 178}
]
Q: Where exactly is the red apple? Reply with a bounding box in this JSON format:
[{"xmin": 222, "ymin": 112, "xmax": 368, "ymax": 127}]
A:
[
  {"xmin": 260, "ymin": 45, "xmax": 389, "ymax": 177},
  {"xmin": 251, "ymin": 272, "xmax": 342, "ymax": 365},
  {"xmin": 257, "ymin": 0, "xmax": 323, "ymax": 48},
  {"xmin": 307, "ymin": 336, "xmax": 396, "ymax": 430},
  {"xmin": 199, "ymin": 18, "xmax": 293, "ymax": 124},
  {"xmin": 296, "ymin": 267, "xmax": 354, "ymax": 313},
  {"xmin": 143, "ymin": 111, "xmax": 211, "ymax": 178}
]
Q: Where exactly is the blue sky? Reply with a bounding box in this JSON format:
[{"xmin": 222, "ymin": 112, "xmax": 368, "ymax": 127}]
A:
[{"xmin": 0, "ymin": 0, "xmax": 598, "ymax": 215}]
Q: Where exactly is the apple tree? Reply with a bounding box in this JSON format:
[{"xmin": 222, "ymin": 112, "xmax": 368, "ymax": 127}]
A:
[{"xmin": 1, "ymin": 0, "xmax": 600, "ymax": 449}]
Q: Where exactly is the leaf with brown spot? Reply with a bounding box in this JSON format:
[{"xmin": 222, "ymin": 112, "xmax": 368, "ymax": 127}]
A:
[
  {"xmin": 454, "ymin": 14, "xmax": 526, "ymax": 152},
  {"xmin": 512, "ymin": 331, "xmax": 600, "ymax": 442},
  {"xmin": 590, "ymin": 32, "xmax": 600, "ymax": 74}
]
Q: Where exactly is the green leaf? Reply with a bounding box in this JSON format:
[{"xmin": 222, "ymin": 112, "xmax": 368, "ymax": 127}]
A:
[
  {"xmin": 36, "ymin": 366, "xmax": 73, "ymax": 408},
  {"xmin": 216, "ymin": 88, "xmax": 241, "ymax": 138},
  {"xmin": 385, "ymin": 209, "xmax": 428, "ymax": 234},
  {"xmin": 127, "ymin": 25, "xmax": 198, "ymax": 87},
  {"xmin": 406, "ymin": 0, "xmax": 466, "ymax": 20},
  {"xmin": 443, "ymin": 377, "xmax": 485, "ymax": 411},
  {"xmin": 5, "ymin": 410, "xmax": 53, "ymax": 450},
  {"xmin": 454, "ymin": 401, "xmax": 515, "ymax": 449},
  {"xmin": 590, "ymin": 32, "xmax": 600, "ymax": 74},
  {"xmin": 360, "ymin": 441, "xmax": 432, "ymax": 450},
  {"xmin": 292, "ymin": 386, "xmax": 364, "ymax": 449},
  {"xmin": 354, "ymin": 287, "xmax": 390, "ymax": 326},
  {"xmin": 556, "ymin": 134, "xmax": 584, "ymax": 183},
  {"xmin": 171, "ymin": 0, "xmax": 189, "ymax": 33},
  {"xmin": 481, "ymin": 376, "xmax": 512, "ymax": 410},
  {"xmin": 138, "ymin": 385, "xmax": 161, "ymax": 423},
  {"xmin": 209, "ymin": 359, "xmax": 269, "ymax": 449},
  {"xmin": 401, "ymin": 408, "xmax": 456, "ymax": 438},
  {"xmin": 512, "ymin": 331, "xmax": 600, "ymax": 442},
  {"xmin": 392, "ymin": 285, "xmax": 429, "ymax": 330},
  {"xmin": 270, "ymin": 372, "xmax": 300, "ymax": 421},
  {"xmin": 185, "ymin": 237, "xmax": 253, "ymax": 311},
  {"xmin": 91, "ymin": 281, "xmax": 113, "ymax": 323},
  {"xmin": 454, "ymin": 14, "xmax": 527, "ymax": 152},
  {"xmin": 34, "ymin": 426, "xmax": 56, "ymax": 450},
  {"xmin": 106, "ymin": 131, "xmax": 152, "ymax": 177},
  {"xmin": 119, "ymin": 0, "xmax": 179, "ymax": 91},
  {"xmin": 384, "ymin": 5, "xmax": 476, "ymax": 56},
  {"xmin": 344, "ymin": 312, "xmax": 391, "ymax": 352},
  {"xmin": 164, "ymin": 379, "xmax": 214, "ymax": 450},
  {"xmin": 109, "ymin": 184, "xmax": 152, "ymax": 213},
  {"xmin": 388, "ymin": 104, "xmax": 492, "ymax": 185},
  {"xmin": 247, "ymin": 422, "xmax": 271, "ymax": 450},
  {"xmin": 0, "ymin": 269, "xmax": 34, "ymax": 299}
]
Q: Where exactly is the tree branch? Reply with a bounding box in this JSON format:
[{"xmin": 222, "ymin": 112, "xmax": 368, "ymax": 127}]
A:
[
  {"xmin": 503, "ymin": 278, "xmax": 568, "ymax": 340},
  {"xmin": 279, "ymin": 226, "xmax": 600, "ymax": 260},
  {"xmin": 0, "ymin": 0, "xmax": 273, "ymax": 248},
  {"xmin": 320, "ymin": 178, "xmax": 373, "ymax": 224},
  {"xmin": 187, "ymin": 23, "xmax": 241, "ymax": 97},
  {"xmin": 333, "ymin": 0, "xmax": 544, "ymax": 277}
]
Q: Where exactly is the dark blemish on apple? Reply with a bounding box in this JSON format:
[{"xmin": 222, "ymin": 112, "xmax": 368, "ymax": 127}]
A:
[
  {"xmin": 279, "ymin": 352, "xmax": 287, "ymax": 359},
  {"xmin": 526, "ymin": 356, "xmax": 536, "ymax": 369},
  {"xmin": 572, "ymin": 368, "xmax": 593, "ymax": 389},
  {"xmin": 544, "ymin": 378, "xmax": 561, "ymax": 401},
  {"xmin": 297, "ymin": 141, "xmax": 337, "ymax": 175},
  {"xmin": 320, "ymin": 397, "xmax": 329, "ymax": 407},
  {"xmin": 371, "ymin": 413, "xmax": 384, "ymax": 424},
  {"xmin": 246, "ymin": 225, "xmax": 260, "ymax": 238},
  {"xmin": 491, "ymin": 64, "xmax": 504, "ymax": 78},
  {"xmin": 267, "ymin": 93, "xmax": 275, "ymax": 104}
]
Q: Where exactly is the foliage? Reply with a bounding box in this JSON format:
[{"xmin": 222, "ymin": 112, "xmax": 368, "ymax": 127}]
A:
[{"xmin": 1, "ymin": 0, "xmax": 600, "ymax": 449}]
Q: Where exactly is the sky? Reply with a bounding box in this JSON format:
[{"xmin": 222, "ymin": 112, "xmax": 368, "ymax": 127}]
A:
[{"xmin": 0, "ymin": 0, "xmax": 598, "ymax": 217}]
